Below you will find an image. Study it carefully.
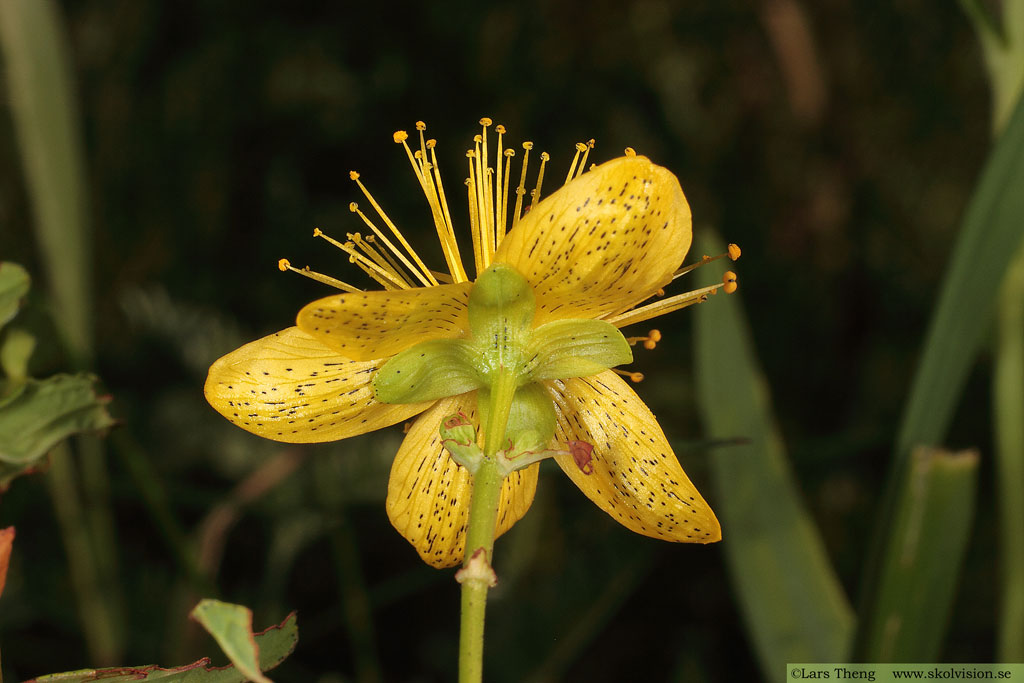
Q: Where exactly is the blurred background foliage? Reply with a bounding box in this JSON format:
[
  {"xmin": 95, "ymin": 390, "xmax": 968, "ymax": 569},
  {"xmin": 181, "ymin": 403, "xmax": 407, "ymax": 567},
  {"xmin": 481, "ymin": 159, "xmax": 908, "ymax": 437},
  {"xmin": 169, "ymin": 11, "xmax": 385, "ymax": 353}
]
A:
[{"xmin": 0, "ymin": 0, "xmax": 1013, "ymax": 681}]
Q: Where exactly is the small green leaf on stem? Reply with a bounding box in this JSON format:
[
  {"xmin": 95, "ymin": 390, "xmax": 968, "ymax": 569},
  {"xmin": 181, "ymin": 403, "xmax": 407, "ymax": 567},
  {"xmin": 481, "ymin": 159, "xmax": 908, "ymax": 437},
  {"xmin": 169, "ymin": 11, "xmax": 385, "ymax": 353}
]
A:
[{"xmin": 190, "ymin": 599, "xmax": 273, "ymax": 683}]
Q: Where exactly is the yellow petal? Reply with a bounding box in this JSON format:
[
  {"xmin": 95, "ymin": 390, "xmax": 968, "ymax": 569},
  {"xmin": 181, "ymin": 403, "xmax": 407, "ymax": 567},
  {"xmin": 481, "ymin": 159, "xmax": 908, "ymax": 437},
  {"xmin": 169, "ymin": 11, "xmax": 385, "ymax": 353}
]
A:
[
  {"xmin": 205, "ymin": 327, "xmax": 431, "ymax": 443},
  {"xmin": 546, "ymin": 371, "xmax": 720, "ymax": 543},
  {"xmin": 296, "ymin": 282, "xmax": 473, "ymax": 361},
  {"xmin": 386, "ymin": 392, "xmax": 540, "ymax": 568},
  {"xmin": 494, "ymin": 156, "xmax": 692, "ymax": 327}
]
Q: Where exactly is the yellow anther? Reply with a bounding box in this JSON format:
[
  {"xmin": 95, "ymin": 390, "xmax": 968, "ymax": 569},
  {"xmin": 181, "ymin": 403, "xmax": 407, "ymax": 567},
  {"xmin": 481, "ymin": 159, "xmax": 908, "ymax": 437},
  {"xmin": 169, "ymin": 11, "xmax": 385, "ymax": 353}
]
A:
[
  {"xmin": 575, "ymin": 142, "xmax": 588, "ymax": 152},
  {"xmin": 587, "ymin": 139, "xmax": 595, "ymax": 148},
  {"xmin": 349, "ymin": 170, "xmax": 360, "ymax": 180},
  {"xmin": 505, "ymin": 148, "xmax": 515, "ymax": 157},
  {"xmin": 466, "ymin": 149, "xmax": 475, "ymax": 158},
  {"xmin": 613, "ymin": 368, "xmax": 645, "ymax": 383},
  {"xmin": 523, "ymin": 141, "xmax": 534, "ymax": 150},
  {"xmin": 474, "ymin": 134, "xmax": 482, "ymax": 143},
  {"xmin": 348, "ymin": 202, "xmax": 358, "ymax": 212},
  {"xmin": 278, "ymin": 258, "xmax": 290, "ymax": 271},
  {"xmin": 656, "ymin": 288, "xmax": 665, "ymax": 296},
  {"xmin": 728, "ymin": 243, "xmax": 742, "ymax": 260},
  {"xmin": 415, "ymin": 121, "xmax": 426, "ymax": 131},
  {"xmin": 393, "ymin": 130, "xmax": 409, "ymax": 143},
  {"xmin": 624, "ymin": 147, "xmax": 636, "ymax": 157},
  {"xmin": 723, "ymin": 271, "xmax": 738, "ymax": 294},
  {"xmin": 626, "ymin": 328, "xmax": 662, "ymax": 349},
  {"xmin": 313, "ymin": 228, "xmax": 323, "ymax": 237},
  {"xmin": 479, "ymin": 117, "xmax": 492, "ymax": 126},
  {"xmin": 495, "ymin": 124, "xmax": 506, "ymax": 134},
  {"xmin": 426, "ymin": 138, "xmax": 437, "ymax": 149},
  {"xmin": 540, "ymin": 151, "xmax": 550, "ymax": 161},
  {"xmin": 414, "ymin": 149, "xmax": 423, "ymax": 160}
]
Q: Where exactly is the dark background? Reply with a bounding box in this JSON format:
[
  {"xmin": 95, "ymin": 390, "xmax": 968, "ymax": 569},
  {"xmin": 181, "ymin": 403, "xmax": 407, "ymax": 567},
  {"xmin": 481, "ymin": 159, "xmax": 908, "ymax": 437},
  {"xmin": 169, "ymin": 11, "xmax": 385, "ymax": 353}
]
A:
[{"xmin": 0, "ymin": 1, "xmax": 999, "ymax": 681}]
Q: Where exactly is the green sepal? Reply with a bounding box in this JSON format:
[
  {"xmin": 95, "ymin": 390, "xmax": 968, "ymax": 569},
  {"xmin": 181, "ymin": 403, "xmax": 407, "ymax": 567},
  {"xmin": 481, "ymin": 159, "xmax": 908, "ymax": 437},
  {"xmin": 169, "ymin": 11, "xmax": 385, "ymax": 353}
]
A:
[
  {"xmin": 479, "ymin": 381, "xmax": 556, "ymax": 456},
  {"xmin": 0, "ymin": 262, "xmax": 30, "ymax": 329},
  {"xmin": 439, "ymin": 412, "xmax": 484, "ymax": 473},
  {"xmin": 468, "ymin": 265, "xmax": 535, "ymax": 379},
  {"xmin": 523, "ymin": 318, "xmax": 632, "ymax": 381},
  {"xmin": 373, "ymin": 338, "xmax": 482, "ymax": 404}
]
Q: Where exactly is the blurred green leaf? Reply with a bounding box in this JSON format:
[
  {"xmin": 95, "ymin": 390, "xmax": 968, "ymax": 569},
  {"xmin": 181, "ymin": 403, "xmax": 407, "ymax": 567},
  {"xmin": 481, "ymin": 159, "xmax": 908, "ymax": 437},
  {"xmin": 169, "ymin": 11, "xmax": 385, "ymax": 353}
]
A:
[
  {"xmin": 190, "ymin": 600, "xmax": 274, "ymax": 683},
  {"xmin": 26, "ymin": 611, "xmax": 298, "ymax": 682},
  {"xmin": 0, "ymin": 374, "xmax": 114, "ymax": 489},
  {"xmin": 0, "ymin": 0, "xmax": 92, "ymax": 361},
  {"xmin": 0, "ymin": 262, "xmax": 30, "ymax": 329},
  {"xmin": 858, "ymin": 446, "xmax": 979, "ymax": 661},
  {"xmin": 895, "ymin": 90, "xmax": 1024, "ymax": 467},
  {"xmin": 693, "ymin": 231, "xmax": 854, "ymax": 682}
]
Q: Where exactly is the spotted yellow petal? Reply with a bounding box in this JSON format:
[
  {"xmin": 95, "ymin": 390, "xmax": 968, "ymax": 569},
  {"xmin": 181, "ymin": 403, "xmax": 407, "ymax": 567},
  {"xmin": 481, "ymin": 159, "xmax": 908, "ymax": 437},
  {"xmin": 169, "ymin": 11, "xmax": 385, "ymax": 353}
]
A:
[
  {"xmin": 386, "ymin": 392, "xmax": 540, "ymax": 568},
  {"xmin": 205, "ymin": 327, "xmax": 431, "ymax": 443},
  {"xmin": 494, "ymin": 156, "xmax": 692, "ymax": 327},
  {"xmin": 546, "ymin": 371, "xmax": 720, "ymax": 543},
  {"xmin": 296, "ymin": 282, "xmax": 473, "ymax": 361}
]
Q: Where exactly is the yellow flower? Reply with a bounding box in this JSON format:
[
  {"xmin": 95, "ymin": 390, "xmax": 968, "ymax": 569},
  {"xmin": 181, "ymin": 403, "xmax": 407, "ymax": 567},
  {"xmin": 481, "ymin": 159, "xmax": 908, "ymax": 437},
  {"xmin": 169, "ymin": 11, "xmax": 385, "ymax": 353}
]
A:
[{"xmin": 205, "ymin": 119, "xmax": 738, "ymax": 568}]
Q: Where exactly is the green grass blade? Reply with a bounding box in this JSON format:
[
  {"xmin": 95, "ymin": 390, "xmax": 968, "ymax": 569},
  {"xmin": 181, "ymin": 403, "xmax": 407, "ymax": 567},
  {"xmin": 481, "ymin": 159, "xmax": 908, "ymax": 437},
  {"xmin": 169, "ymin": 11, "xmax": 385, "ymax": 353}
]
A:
[
  {"xmin": 857, "ymin": 447, "xmax": 979, "ymax": 661},
  {"xmin": 895, "ymin": 90, "xmax": 1024, "ymax": 461},
  {"xmin": 693, "ymin": 231, "xmax": 854, "ymax": 682},
  {"xmin": 0, "ymin": 0, "xmax": 92, "ymax": 361},
  {"xmin": 995, "ymin": 245, "xmax": 1024, "ymax": 661}
]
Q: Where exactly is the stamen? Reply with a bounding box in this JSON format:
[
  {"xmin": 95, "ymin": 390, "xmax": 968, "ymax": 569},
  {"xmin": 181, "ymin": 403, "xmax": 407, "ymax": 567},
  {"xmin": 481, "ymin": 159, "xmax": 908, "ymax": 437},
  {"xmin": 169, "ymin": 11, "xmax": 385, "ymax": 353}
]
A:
[
  {"xmin": 349, "ymin": 232, "xmax": 414, "ymax": 287},
  {"xmin": 466, "ymin": 151, "xmax": 483, "ymax": 276},
  {"xmin": 613, "ymin": 368, "xmax": 645, "ymax": 383},
  {"xmin": 314, "ymin": 228, "xmax": 409, "ymax": 290},
  {"xmin": 498, "ymin": 148, "xmax": 514, "ymax": 244},
  {"xmin": 350, "ymin": 168, "xmax": 439, "ymax": 287},
  {"xmin": 396, "ymin": 125, "xmax": 467, "ymax": 283},
  {"xmin": 347, "ymin": 201, "xmax": 423, "ymax": 287},
  {"xmin": 531, "ymin": 151, "xmax": 550, "ymax": 205},
  {"xmin": 673, "ymin": 243, "xmax": 742, "ymax": 280},
  {"xmin": 565, "ymin": 142, "xmax": 588, "ymax": 184},
  {"xmin": 276, "ymin": 258, "xmax": 362, "ymax": 293},
  {"xmin": 576, "ymin": 139, "xmax": 595, "ymax": 180},
  {"xmin": 624, "ymin": 147, "xmax": 637, "ymax": 157},
  {"xmin": 427, "ymin": 141, "xmax": 468, "ymax": 283},
  {"xmin": 626, "ymin": 328, "xmax": 662, "ymax": 350},
  {"xmin": 511, "ymin": 142, "xmax": 532, "ymax": 232},
  {"xmin": 606, "ymin": 274, "xmax": 740, "ymax": 329}
]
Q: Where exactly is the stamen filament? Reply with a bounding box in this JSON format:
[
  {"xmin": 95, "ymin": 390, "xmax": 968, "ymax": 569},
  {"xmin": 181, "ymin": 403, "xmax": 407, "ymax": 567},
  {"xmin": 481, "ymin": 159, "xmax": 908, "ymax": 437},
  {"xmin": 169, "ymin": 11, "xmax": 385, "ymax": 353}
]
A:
[
  {"xmin": 350, "ymin": 232, "xmax": 414, "ymax": 287},
  {"xmin": 531, "ymin": 151, "xmax": 550, "ymax": 206},
  {"xmin": 277, "ymin": 258, "xmax": 362, "ymax": 293},
  {"xmin": 347, "ymin": 199, "xmax": 430, "ymax": 289},
  {"xmin": 314, "ymin": 228, "xmax": 410, "ymax": 290},
  {"xmin": 673, "ymin": 243, "xmax": 742, "ymax": 280},
  {"xmin": 350, "ymin": 170, "xmax": 439, "ymax": 287},
  {"xmin": 576, "ymin": 139, "xmax": 595, "ymax": 179},
  {"xmin": 466, "ymin": 153, "xmax": 483, "ymax": 276},
  {"xmin": 606, "ymin": 273, "xmax": 739, "ymax": 329},
  {"xmin": 397, "ymin": 130, "xmax": 465, "ymax": 283},
  {"xmin": 613, "ymin": 368, "xmax": 645, "ymax": 383},
  {"xmin": 498, "ymin": 148, "xmax": 513, "ymax": 244},
  {"xmin": 511, "ymin": 142, "xmax": 532, "ymax": 232},
  {"xmin": 428, "ymin": 142, "xmax": 469, "ymax": 283},
  {"xmin": 565, "ymin": 142, "xmax": 586, "ymax": 185}
]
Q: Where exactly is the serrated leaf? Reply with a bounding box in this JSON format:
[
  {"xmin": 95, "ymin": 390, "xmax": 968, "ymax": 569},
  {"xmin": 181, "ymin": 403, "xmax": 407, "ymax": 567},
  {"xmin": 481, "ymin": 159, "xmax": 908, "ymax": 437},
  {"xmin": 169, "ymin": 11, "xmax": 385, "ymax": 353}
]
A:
[
  {"xmin": 0, "ymin": 373, "xmax": 114, "ymax": 489},
  {"xmin": 26, "ymin": 611, "xmax": 298, "ymax": 682},
  {"xmin": 191, "ymin": 600, "xmax": 273, "ymax": 683},
  {"xmin": 0, "ymin": 262, "xmax": 30, "ymax": 328}
]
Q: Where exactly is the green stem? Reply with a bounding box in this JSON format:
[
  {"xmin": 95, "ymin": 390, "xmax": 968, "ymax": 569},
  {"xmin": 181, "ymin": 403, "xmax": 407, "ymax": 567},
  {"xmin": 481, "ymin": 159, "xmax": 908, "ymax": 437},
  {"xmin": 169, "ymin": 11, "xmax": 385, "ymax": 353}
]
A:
[{"xmin": 458, "ymin": 368, "xmax": 517, "ymax": 683}]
